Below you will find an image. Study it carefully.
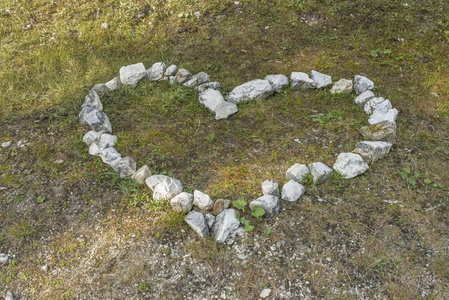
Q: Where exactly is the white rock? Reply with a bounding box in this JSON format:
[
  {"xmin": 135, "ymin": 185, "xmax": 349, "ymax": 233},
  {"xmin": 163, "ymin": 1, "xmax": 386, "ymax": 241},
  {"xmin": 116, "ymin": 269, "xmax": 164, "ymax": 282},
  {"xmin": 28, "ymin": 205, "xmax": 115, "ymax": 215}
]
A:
[
  {"xmin": 354, "ymin": 91, "xmax": 375, "ymax": 107},
  {"xmin": 79, "ymin": 106, "xmax": 112, "ymax": 133},
  {"xmin": 333, "ymin": 153, "xmax": 369, "ymax": 179},
  {"xmin": 264, "ymin": 74, "xmax": 289, "ymax": 92},
  {"xmin": 364, "ymin": 97, "xmax": 385, "ymax": 114},
  {"xmin": 226, "ymin": 79, "xmax": 274, "ymax": 104},
  {"xmin": 132, "ymin": 165, "xmax": 152, "ymax": 185},
  {"xmin": 286, "ymin": 163, "xmax": 309, "ymax": 182},
  {"xmin": 249, "ymin": 195, "xmax": 280, "ymax": 218},
  {"xmin": 98, "ymin": 133, "xmax": 118, "ymax": 150},
  {"xmin": 147, "ymin": 62, "xmax": 166, "ymax": 81},
  {"xmin": 183, "ymin": 75, "xmax": 199, "ymax": 87},
  {"xmin": 197, "ymin": 82, "xmax": 222, "ymax": 93},
  {"xmin": 261, "ymin": 180, "xmax": 279, "ymax": 197},
  {"xmin": 213, "ymin": 209, "xmax": 240, "ymax": 243},
  {"xmin": 91, "ymin": 83, "xmax": 109, "ymax": 96},
  {"xmin": 88, "ymin": 142, "xmax": 102, "ymax": 156},
  {"xmin": 0, "ymin": 253, "xmax": 8, "ymax": 264},
  {"xmin": 164, "ymin": 65, "xmax": 178, "ymax": 77},
  {"xmin": 145, "ymin": 175, "xmax": 169, "ymax": 191},
  {"xmin": 170, "ymin": 192, "xmax": 194, "ymax": 213},
  {"xmin": 153, "ymin": 177, "xmax": 183, "ymax": 201},
  {"xmin": 309, "ymin": 162, "xmax": 333, "ymax": 185},
  {"xmin": 204, "ymin": 213, "xmax": 215, "ymax": 229},
  {"xmin": 193, "ymin": 190, "xmax": 214, "ymax": 211},
  {"xmin": 354, "ymin": 75, "xmax": 374, "ymax": 94},
  {"xmin": 196, "ymin": 72, "xmax": 210, "ymax": 85},
  {"xmin": 82, "ymin": 130, "xmax": 105, "ymax": 146},
  {"xmin": 115, "ymin": 156, "xmax": 136, "ymax": 178},
  {"xmin": 99, "ymin": 147, "xmax": 121, "ymax": 165},
  {"xmin": 355, "ymin": 141, "xmax": 393, "ymax": 162},
  {"xmin": 215, "ymin": 101, "xmax": 238, "ymax": 120},
  {"xmin": 368, "ymin": 108, "xmax": 398, "ymax": 125},
  {"xmin": 330, "ymin": 78, "xmax": 353, "ymax": 94},
  {"xmin": 185, "ymin": 211, "xmax": 209, "ymax": 238},
  {"xmin": 260, "ymin": 289, "xmax": 272, "ymax": 298},
  {"xmin": 119, "ymin": 63, "xmax": 147, "ymax": 87},
  {"xmin": 198, "ymin": 89, "xmax": 225, "ymax": 112},
  {"xmin": 290, "ymin": 72, "xmax": 316, "ymax": 90},
  {"xmin": 1, "ymin": 141, "xmax": 12, "ymax": 148},
  {"xmin": 101, "ymin": 23, "xmax": 109, "ymax": 29},
  {"xmin": 281, "ymin": 180, "xmax": 305, "ymax": 202},
  {"xmin": 105, "ymin": 77, "xmax": 122, "ymax": 91},
  {"xmin": 310, "ymin": 70, "xmax": 332, "ymax": 89},
  {"xmin": 175, "ymin": 68, "xmax": 192, "ymax": 84},
  {"xmin": 82, "ymin": 90, "xmax": 103, "ymax": 111}
]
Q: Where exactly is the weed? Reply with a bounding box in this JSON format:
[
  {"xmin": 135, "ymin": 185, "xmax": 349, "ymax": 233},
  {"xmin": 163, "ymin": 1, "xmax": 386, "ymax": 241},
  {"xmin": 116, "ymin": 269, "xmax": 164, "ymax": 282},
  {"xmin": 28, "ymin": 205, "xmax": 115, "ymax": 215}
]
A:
[
  {"xmin": 398, "ymin": 166, "xmax": 420, "ymax": 187},
  {"xmin": 8, "ymin": 219, "xmax": 36, "ymax": 240},
  {"xmin": 138, "ymin": 282, "xmax": 149, "ymax": 292}
]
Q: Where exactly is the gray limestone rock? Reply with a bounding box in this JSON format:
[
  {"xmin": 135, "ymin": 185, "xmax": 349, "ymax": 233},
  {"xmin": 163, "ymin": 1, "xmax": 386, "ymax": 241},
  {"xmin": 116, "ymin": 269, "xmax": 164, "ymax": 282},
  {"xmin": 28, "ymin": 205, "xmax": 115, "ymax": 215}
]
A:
[
  {"xmin": 119, "ymin": 63, "xmax": 147, "ymax": 87},
  {"xmin": 260, "ymin": 289, "xmax": 272, "ymax": 299},
  {"xmin": 98, "ymin": 133, "xmax": 118, "ymax": 150},
  {"xmin": 175, "ymin": 68, "xmax": 192, "ymax": 84},
  {"xmin": 198, "ymin": 89, "xmax": 225, "ymax": 112},
  {"xmin": 185, "ymin": 211, "xmax": 209, "ymax": 238},
  {"xmin": 281, "ymin": 180, "xmax": 305, "ymax": 202},
  {"xmin": 82, "ymin": 130, "xmax": 105, "ymax": 146},
  {"xmin": 249, "ymin": 195, "xmax": 280, "ymax": 218},
  {"xmin": 0, "ymin": 253, "xmax": 8, "ymax": 264},
  {"xmin": 360, "ymin": 121, "xmax": 397, "ymax": 144},
  {"xmin": 355, "ymin": 91, "xmax": 375, "ymax": 107},
  {"xmin": 115, "ymin": 156, "xmax": 137, "ymax": 178},
  {"xmin": 353, "ymin": 147, "xmax": 373, "ymax": 163},
  {"xmin": 309, "ymin": 162, "xmax": 333, "ymax": 185},
  {"xmin": 193, "ymin": 190, "xmax": 214, "ymax": 211},
  {"xmin": 105, "ymin": 77, "xmax": 122, "ymax": 91},
  {"xmin": 226, "ymin": 79, "xmax": 274, "ymax": 104},
  {"xmin": 310, "ymin": 70, "xmax": 332, "ymax": 89},
  {"xmin": 355, "ymin": 141, "xmax": 393, "ymax": 163},
  {"xmin": 333, "ymin": 153, "xmax": 369, "ymax": 179},
  {"xmin": 183, "ymin": 75, "xmax": 199, "ymax": 87},
  {"xmin": 197, "ymin": 82, "xmax": 222, "ymax": 93},
  {"xmin": 330, "ymin": 79, "xmax": 353, "ymax": 94},
  {"xmin": 368, "ymin": 108, "xmax": 398, "ymax": 125},
  {"xmin": 91, "ymin": 83, "xmax": 109, "ymax": 96},
  {"xmin": 99, "ymin": 147, "xmax": 121, "ymax": 165},
  {"xmin": 213, "ymin": 209, "xmax": 240, "ymax": 243},
  {"xmin": 286, "ymin": 163, "xmax": 309, "ymax": 182},
  {"xmin": 147, "ymin": 62, "xmax": 166, "ymax": 81},
  {"xmin": 354, "ymin": 75, "xmax": 374, "ymax": 94},
  {"xmin": 145, "ymin": 175, "xmax": 169, "ymax": 191},
  {"xmin": 204, "ymin": 213, "xmax": 216, "ymax": 229},
  {"xmin": 82, "ymin": 90, "xmax": 103, "ymax": 111},
  {"xmin": 153, "ymin": 177, "xmax": 183, "ymax": 201},
  {"xmin": 196, "ymin": 72, "xmax": 211, "ymax": 85},
  {"xmin": 290, "ymin": 72, "xmax": 316, "ymax": 90},
  {"xmin": 264, "ymin": 74, "xmax": 289, "ymax": 92},
  {"xmin": 79, "ymin": 106, "xmax": 112, "ymax": 133},
  {"xmin": 164, "ymin": 65, "xmax": 178, "ymax": 77},
  {"xmin": 170, "ymin": 192, "xmax": 194, "ymax": 213},
  {"xmin": 261, "ymin": 180, "xmax": 279, "ymax": 197},
  {"xmin": 364, "ymin": 97, "xmax": 385, "ymax": 114},
  {"xmin": 132, "ymin": 165, "xmax": 152, "ymax": 185},
  {"xmin": 88, "ymin": 142, "xmax": 101, "ymax": 156},
  {"xmin": 215, "ymin": 101, "xmax": 238, "ymax": 120},
  {"xmin": 212, "ymin": 199, "xmax": 232, "ymax": 216}
]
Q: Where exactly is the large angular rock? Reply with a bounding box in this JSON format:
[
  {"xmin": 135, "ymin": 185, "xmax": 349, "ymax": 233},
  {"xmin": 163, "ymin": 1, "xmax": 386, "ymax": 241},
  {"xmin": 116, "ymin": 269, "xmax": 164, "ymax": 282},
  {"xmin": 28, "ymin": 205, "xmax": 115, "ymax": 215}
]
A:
[
  {"xmin": 212, "ymin": 199, "xmax": 232, "ymax": 216},
  {"xmin": 333, "ymin": 153, "xmax": 369, "ymax": 179},
  {"xmin": 175, "ymin": 68, "xmax": 192, "ymax": 84},
  {"xmin": 215, "ymin": 101, "xmax": 238, "ymax": 120},
  {"xmin": 119, "ymin": 63, "xmax": 147, "ymax": 87},
  {"xmin": 368, "ymin": 108, "xmax": 398, "ymax": 125},
  {"xmin": 82, "ymin": 90, "xmax": 103, "ymax": 111},
  {"xmin": 147, "ymin": 62, "xmax": 166, "ymax": 81},
  {"xmin": 261, "ymin": 180, "xmax": 279, "ymax": 197},
  {"xmin": 98, "ymin": 133, "xmax": 118, "ymax": 150},
  {"xmin": 310, "ymin": 70, "xmax": 332, "ymax": 89},
  {"xmin": 105, "ymin": 77, "xmax": 122, "ymax": 91},
  {"xmin": 170, "ymin": 192, "xmax": 194, "ymax": 213},
  {"xmin": 286, "ymin": 163, "xmax": 309, "ymax": 182},
  {"xmin": 354, "ymin": 75, "xmax": 374, "ymax": 94},
  {"xmin": 309, "ymin": 162, "xmax": 333, "ymax": 185},
  {"xmin": 114, "ymin": 156, "xmax": 136, "ymax": 177},
  {"xmin": 79, "ymin": 106, "xmax": 112, "ymax": 132},
  {"xmin": 197, "ymin": 82, "xmax": 222, "ymax": 93},
  {"xmin": 198, "ymin": 89, "xmax": 225, "ymax": 112},
  {"xmin": 355, "ymin": 141, "xmax": 393, "ymax": 163},
  {"xmin": 193, "ymin": 190, "xmax": 214, "ymax": 211},
  {"xmin": 145, "ymin": 175, "xmax": 169, "ymax": 191},
  {"xmin": 281, "ymin": 180, "xmax": 305, "ymax": 202},
  {"xmin": 91, "ymin": 83, "xmax": 109, "ymax": 96},
  {"xmin": 354, "ymin": 91, "xmax": 375, "ymax": 107},
  {"xmin": 164, "ymin": 65, "xmax": 178, "ymax": 77},
  {"xmin": 249, "ymin": 195, "xmax": 280, "ymax": 218},
  {"xmin": 330, "ymin": 79, "xmax": 353, "ymax": 94},
  {"xmin": 226, "ymin": 79, "xmax": 274, "ymax": 104},
  {"xmin": 290, "ymin": 72, "xmax": 316, "ymax": 90},
  {"xmin": 364, "ymin": 97, "xmax": 385, "ymax": 114},
  {"xmin": 264, "ymin": 74, "xmax": 289, "ymax": 92},
  {"xmin": 82, "ymin": 130, "xmax": 105, "ymax": 146},
  {"xmin": 153, "ymin": 177, "xmax": 183, "ymax": 201},
  {"xmin": 213, "ymin": 209, "xmax": 240, "ymax": 243},
  {"xmin": 360, "ymin": 121, "xmax": 397, "ymax": 144},
  {"xmin": 185, "ymin": 211, "xmax": 209, "ymax": 238},
  {"xmin": 132, "ymin": 165, "xmax": 152, "ymax": 185},
  {"xmin": 99, "ymin": 147, "xmax": 121, "ymax": 165}
]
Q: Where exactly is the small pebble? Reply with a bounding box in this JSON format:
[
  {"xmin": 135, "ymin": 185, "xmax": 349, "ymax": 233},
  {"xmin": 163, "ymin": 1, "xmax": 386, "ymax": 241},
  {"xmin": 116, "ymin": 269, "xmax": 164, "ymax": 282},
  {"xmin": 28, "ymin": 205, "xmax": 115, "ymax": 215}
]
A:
[
  {"xmin": 260, "ymin": 288, "xmax": 272, "ymax": 298},
  {"xmin": 0, "ymin": 253, "xmax": 8, "ymax": 264},
  {"xmin": 1, "ymin": 141, "xmax": 12, "ymax": 148}
]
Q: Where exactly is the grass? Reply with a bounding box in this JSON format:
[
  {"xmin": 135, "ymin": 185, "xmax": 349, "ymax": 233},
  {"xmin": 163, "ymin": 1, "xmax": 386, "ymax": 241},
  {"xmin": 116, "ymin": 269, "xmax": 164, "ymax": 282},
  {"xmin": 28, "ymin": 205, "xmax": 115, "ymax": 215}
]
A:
[{"xmin": 0, "ymin": 0, "xmax": 449, "ymax": 298}]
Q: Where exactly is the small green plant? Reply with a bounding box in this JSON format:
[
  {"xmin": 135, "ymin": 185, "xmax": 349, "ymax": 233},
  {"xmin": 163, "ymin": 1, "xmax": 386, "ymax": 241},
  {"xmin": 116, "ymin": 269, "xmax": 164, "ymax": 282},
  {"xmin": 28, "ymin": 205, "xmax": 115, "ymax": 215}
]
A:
[
  {"xmin": 239, "ymin": 217, "xmax": 254, "ymax": 232},
  {"xmin": 398, "ymin": 166, "xmax": 420, "ymax": 187},
  {"xmin": 232, "ymin": 199, "xmax": 247, "ymax": 212},
  {"xmin": 251, "ymin": 206, "xmax": 266, "ymax": 219},
  {"xmin": 36, "ymin": 195, "xmax": 46, "ymax": 203},
  {"xmin": 263, "ymin": 228, "xmax": 272, "ymax": 237},
  {"xmin": 138, "ymin": 282, "xmax": 150, "ymax": 292}
]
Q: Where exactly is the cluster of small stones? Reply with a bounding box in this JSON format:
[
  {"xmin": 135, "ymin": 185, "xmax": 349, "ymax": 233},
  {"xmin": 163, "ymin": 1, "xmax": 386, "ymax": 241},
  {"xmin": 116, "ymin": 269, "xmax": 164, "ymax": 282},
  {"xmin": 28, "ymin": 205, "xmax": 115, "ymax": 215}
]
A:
[{"xmin": 77, "ymin": 62, "xmax": 398, "ymax": 244}]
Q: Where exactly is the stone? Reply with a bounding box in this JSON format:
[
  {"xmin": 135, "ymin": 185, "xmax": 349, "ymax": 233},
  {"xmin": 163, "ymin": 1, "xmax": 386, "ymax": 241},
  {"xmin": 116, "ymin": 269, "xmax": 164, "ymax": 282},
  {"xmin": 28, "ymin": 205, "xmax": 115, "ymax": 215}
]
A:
[
  {"xmin": 354, "ymin": 75, "xmax": 374, "ymax": 94},
  {"xmin": 153, "ymin": 177, "xmax": 183, "ymax": 201},
  {"xmin": 197, "ymin": 82, "xmax": 222, "ymax": 93},
  {"xmin": 82, "ymin": 90, "xmax": 103, "ymax": 111},
  {"xmin": 183, "ymin": 75, "xmax": 199, "ymax": 87},
  {"xmin": 99, "ymin": 147, "xmax": 121, "ymax": 165},
  {"xmin": 249, "ymin": 195, "xmax": 280, "ymax": 218},
  {"xmin": 185, "ymin": 211, "xmax": 209, "ymax": 238},
  {"xmin": 226, "ymin": 79, "xmax": 274, "ymax": 104},
  {"xmin": 114, "ymin": 156, "xmax": 136, "ymax": 177},
  {"xmin": 193, "ymin": 190, "xmax": 214, "ymax": 211},
  {"xmin": 330, "ymin": 78, "xmax": 353, "ymax": 94},
  {"xmin": 164, "ymin": 64, "xmax": 178, "ymax": 77},
  {"xmin": 215, "ymin": 101, "xmax": 238, "ymax": 120},
  {"xmin": 368, "ymin": 108, "xmax": 398, "ymax": 125},
  {"xmin": 169, "ymin": 76, "xmax": 176, "ymax": 85},
  {"xmin": 281, "ymin": 180, "xmax": 305, "ymax": 202},
  {"xmin": 354, "ymin": 91, "xmax": 375, "ymax": 107},
  {"xmin": 5, "ymin": 292, "xmax": 13, "ymax": 300},
  {"xmin": 309, "ymin": 162, "xmax": 333, "ymax": 185},
  {"xmin": 105, "ymin": 77, "xmax": 122, "ymax": 91},
  {"xmin": 82, "ymin": 130, "xmax": 104, "ymax": 146},
  {"xmin": 175, "ymin": 68, "xmax": 192, "ymax": 84},
  {"xmin": 170, "ymin": 192, "xmax": 194, "ymax": 213},
  {"xmin": 353, "ymin": 147, "xmax": 374, "ymax": 163},
  {"xmin": 290, "ymin": 72, "xmax": 316, "ymax": 90},
  {"xmin": 355, "ymin": 141, "xmax": 393, "ymax": 162},
  {"xmin": 212, "ymin": 199, "xmax": 232, "ymax": 216},
  {"xmin": 79, "ymin": 106, "xmax": 112, "ymax": 133},
  {"xmin": 88, "ymin": 142, "xmax": 101, "ymax": 156},
  {"xmin": 1, "ymin": 141, "xmax": 12, "ymax": 148},
  {"xmin": 91, "ymin": 83, "xmax": 109, "ymax": 96},
  {"xmin": 310, "ymin": 70, "xmax": 332, "ymax": 89},
  {"xmin": 364, "ymin": 97, "xmax": 385, "ymax": 114},
  {"xmin": 333, "ymin": 153, "xmax": 369, "ymax": 179},
  {"xmin": 286, "ymin": 163, "xmax": 309, "ymax": 182},
  {"xmin": 360, "ymin": 121, "xmax": 397, "ymax": 144},
  {"xmin": 213, "ymin": 209, "xmax": 240, "ymax": 243},
  {"xmin": 264, "ymin": 74, "xmax": 289, "ymax": 92},
  {"xmin": 204, "ymin": 213, "xmax": 215, "ymax": 229},
  {"xmin": 119, "ymin": 63, "xmax": 147, "ymax": 87},
  {"xmin": 196, "ymin": 72, "xmax": 211, "ymax": 85},
  {"xmin": 145, "ymin": 175, "xmax": 169, "ymax": 191},
  {"xmin": 98, "ymin": 133, "xmax": 118, "ymax": 150},
  {"xmin": 147, "ymin": 62, "xmax": 166, "ymax": 81},
  {"xmin": 132, "ymin": 165, "xmax": 152, "ymax": 185},
  {"xmin": 198, "ymin": 89, "xmax": 225, "ymax": 112},
  {"xmin": 260, "ymin": 289, "xmax": 272, "ymax": 299},
  {"xmin": 0, "ymin": 253, "xmax": 8, "ymax": 264},
  {"xmin": 261, "ymin": 180, "xmax": 279, "ymax": 197}
]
